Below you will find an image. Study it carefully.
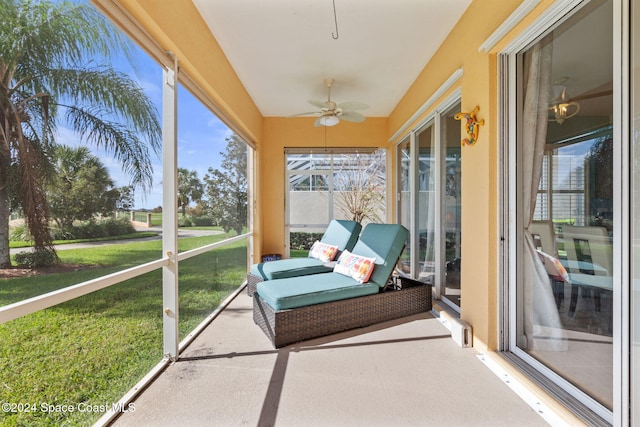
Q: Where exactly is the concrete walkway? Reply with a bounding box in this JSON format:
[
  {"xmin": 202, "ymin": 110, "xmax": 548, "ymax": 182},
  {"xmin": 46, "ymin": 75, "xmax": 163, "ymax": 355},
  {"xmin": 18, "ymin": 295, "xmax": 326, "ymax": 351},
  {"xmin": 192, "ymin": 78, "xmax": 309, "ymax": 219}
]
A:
[{"xmin": 108, "ymin": 290, "xmax": 558, "ymax": 427}]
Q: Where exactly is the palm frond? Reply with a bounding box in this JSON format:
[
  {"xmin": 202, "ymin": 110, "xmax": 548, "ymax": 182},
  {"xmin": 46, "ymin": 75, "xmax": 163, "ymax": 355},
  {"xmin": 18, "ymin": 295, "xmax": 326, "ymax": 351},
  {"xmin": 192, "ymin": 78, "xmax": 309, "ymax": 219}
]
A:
[
  {"xmin": 41, "ymin": 66, "xmax": 161, "ymax": 152},
  {"xmin": 64, "ymin": 105, "xmax": 155, "ymax": 191},
  {"xmin": 3, "ymin": 1, "xmax": 133, "ymax": 76}
]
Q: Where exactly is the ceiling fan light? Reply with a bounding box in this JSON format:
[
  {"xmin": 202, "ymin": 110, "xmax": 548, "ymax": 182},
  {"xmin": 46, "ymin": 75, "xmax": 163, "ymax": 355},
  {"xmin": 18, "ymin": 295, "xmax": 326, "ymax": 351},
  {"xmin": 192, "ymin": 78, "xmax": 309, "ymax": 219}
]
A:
[
  {"xmin": 551, "ymin": 84, "xmax": 566, "ymax": 101},
  {"xmin": 319, "ymin": 115, "xmax": 340, "ymax": 126}
]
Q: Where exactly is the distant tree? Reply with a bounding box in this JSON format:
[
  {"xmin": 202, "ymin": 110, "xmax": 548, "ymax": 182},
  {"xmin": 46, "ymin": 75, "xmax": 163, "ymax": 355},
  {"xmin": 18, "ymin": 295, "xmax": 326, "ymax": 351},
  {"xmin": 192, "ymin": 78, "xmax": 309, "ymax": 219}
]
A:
[
  {"xmin": 115, "ymin": 186, "xmax": 135, "ymax": 212},
  {"xmin": 177, "ymin": 168, "xmax": 203, "ymax": 217},
  {"xmin": 203, "ymin": 135, "xmax": 247, "ymax": 235},
  {"xmin": 585, "ymin": 136, "xmax": 613, "ymax": 227},
  {"xmin": 188, "ymin": 203, "xmax": 206, "ymax": 218},
  {"xmin": 47, "ymin": 146, "xmax": 118, "ymax": 229},
  {"xmin": 334, "ymin": 150, "xmax": 386, "ymax": 223},
  {"xmin": 0, "ymin": 0, "xmax": 161, "ymax": 267}
]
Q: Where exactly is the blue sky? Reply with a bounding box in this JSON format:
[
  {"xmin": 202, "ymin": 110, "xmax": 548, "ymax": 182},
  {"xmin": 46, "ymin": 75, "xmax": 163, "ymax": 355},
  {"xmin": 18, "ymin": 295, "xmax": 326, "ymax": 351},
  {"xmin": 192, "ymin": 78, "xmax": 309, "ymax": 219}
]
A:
[{"xmin": 59, "ymin": 21, "xmax": 233, "ymax": 210}]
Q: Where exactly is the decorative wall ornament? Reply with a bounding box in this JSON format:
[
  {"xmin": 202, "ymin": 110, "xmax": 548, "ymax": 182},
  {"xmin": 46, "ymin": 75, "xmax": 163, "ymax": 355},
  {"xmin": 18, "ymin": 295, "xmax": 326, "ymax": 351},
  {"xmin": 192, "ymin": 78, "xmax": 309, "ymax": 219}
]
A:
[{"xmin": 454, "ymin": 105, "xmax": 484, "ymax": 146}]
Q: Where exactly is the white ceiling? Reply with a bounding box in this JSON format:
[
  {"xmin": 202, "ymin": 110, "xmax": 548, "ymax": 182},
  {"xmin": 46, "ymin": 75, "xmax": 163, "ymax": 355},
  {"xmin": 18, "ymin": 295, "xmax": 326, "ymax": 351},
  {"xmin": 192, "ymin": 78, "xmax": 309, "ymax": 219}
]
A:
[{"xmin": 192, "ymin": 0, "xmax": 472, "ymax": 118}]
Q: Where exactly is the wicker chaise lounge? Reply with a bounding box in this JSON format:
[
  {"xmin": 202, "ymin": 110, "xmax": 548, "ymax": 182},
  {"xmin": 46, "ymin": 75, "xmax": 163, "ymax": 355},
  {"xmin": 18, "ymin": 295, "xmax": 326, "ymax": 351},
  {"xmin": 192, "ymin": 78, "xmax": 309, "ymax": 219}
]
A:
[
  {"xmin": 253, "ymin": 223, "xmax": 432, "ymax": 348},
  {"xmin": 246, "ymin": 220, "xmax": 362, "ymax": 296}
]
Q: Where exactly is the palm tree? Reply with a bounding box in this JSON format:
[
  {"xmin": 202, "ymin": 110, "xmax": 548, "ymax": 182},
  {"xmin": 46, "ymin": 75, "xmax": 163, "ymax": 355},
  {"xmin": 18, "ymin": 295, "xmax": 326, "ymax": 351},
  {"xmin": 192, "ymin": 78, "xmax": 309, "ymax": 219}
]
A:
[
  {"xmin": 48, "ymin": 145, "xmax": 117, "ymax": 229},
  {"xmin": 0, "ymin": 0, "xmax": 161, "ymax": 267},
  {"xmin": 177, "ymin": 168, "xmax": 203, "ymax": 217}
]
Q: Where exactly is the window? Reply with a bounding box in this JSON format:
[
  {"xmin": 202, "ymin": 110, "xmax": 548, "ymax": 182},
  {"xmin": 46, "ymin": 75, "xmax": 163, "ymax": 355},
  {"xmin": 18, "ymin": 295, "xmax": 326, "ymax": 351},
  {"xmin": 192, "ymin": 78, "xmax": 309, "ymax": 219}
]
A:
[{"xmin": 285, "ymin": 149, "xmax": 386, "ymax": 255}]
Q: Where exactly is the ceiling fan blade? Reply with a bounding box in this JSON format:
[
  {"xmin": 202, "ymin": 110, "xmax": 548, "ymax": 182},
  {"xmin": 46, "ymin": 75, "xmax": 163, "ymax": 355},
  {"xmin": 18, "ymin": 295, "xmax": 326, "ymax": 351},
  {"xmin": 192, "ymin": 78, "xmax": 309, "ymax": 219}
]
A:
[
  {"xmin": 337, "ymin": 101, "xmax": 369, "ymax": 111},
  {"xmin": 339, "ymin": 110, "xmax": 366, "ymax": 123},
  {"xmin": 570, "ymin": 89, "xmax": 613, "ymax": 102},
  {"xmin": 287, "ymin": 111, "xmax": 321, "ymax": 118},
  {"xmin": 308, "ymin": 100, "xmax": 329, "ymax": 109}
]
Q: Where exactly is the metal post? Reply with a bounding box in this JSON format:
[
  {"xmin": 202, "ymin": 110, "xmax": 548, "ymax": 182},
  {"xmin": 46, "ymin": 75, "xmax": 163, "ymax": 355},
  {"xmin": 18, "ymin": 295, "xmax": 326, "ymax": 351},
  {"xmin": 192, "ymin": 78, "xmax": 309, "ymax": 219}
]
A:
[{"xmin": 162, "ymin": 58, "xmax": 179, "ymax": 360}]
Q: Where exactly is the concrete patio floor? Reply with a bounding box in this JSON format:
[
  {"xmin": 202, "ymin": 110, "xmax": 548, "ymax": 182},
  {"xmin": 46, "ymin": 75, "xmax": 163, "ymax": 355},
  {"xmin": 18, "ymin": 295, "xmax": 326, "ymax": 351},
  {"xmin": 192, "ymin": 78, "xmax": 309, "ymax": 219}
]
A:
[{"xmin": 108, "ymin": 288, "xmax": 569, "ymax": 427}]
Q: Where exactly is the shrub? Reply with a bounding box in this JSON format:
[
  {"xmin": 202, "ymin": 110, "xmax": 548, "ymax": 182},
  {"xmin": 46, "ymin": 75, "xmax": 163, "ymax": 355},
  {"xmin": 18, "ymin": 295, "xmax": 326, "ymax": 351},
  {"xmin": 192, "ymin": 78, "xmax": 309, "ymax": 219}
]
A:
[
  {"xmin": 191, "ymin": 216, "xmax": 214, "ymax": 226},
  {"xmin": 50, "ymin": 227, "xmax": 76, "ymax": 241},
  {"xmin": 9, "ymin": 224, "xmax": 30, "ymax": 242},
  {"xmin": 178, "ymin": 217, "xmax": 192, "ymax": 227},
  {"xmin": 289, "ymin": 232, "xmax": 324, "ymax": 251},
  {"xmin": 101, "ymin": 217, "xmax": 136, "ymax": 236},
  {"xmin": 80, "ymin": 221, "xmax": 105, "ymax": 239},
  {"xmin": 15, "ymin": 250, "xmax": 58, "ymax": 268},
  {"xmin": 51, "ymin": 218, "xmax": 135, "ymax": 241}
]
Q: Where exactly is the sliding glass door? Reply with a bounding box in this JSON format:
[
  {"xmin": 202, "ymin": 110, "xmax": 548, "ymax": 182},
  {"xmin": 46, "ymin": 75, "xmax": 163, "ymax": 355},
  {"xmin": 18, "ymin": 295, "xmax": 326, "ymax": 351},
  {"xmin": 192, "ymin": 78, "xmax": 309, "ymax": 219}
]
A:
[
  {"xmin": 506, "ymin": 0, "xmax": 619, "ymax": 421},
  {"xmin": 397, "ymin": 100, "xmax": 462, "ymax": 310}
]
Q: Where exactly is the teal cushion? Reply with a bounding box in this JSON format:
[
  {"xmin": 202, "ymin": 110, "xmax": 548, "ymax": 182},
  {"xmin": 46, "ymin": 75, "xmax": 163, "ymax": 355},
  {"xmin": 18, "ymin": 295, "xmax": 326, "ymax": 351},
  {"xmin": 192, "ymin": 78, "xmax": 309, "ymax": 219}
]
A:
[
  {"xmin": 319, "ymin": 220, "xmax": 362, "ymax": 252},
  {"xmin": 249, "ymin": 220, "xmax": 362, "ymax": 281},
  {"xmin": 256, "ymin": 272, "xmax": 379, "ymax": 310},
  {"xmin": 350, "ymin": 223, "xmax": 409, "ymax": 288},
  {"xmin": 250, "ymin": 258, "xmax": 331, "ymax": 280}
]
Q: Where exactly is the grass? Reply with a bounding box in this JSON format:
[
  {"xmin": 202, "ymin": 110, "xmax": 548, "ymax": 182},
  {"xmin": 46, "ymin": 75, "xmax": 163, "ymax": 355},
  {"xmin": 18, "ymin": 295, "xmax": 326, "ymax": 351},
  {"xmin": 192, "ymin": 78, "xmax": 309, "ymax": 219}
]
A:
[
  {"xmin": 0, "ymin": 233, "xmax": 247, "ymax": 426},
  {"xmin": 290, "ymin": 249, "xmax": 307, "ymax": 258}
]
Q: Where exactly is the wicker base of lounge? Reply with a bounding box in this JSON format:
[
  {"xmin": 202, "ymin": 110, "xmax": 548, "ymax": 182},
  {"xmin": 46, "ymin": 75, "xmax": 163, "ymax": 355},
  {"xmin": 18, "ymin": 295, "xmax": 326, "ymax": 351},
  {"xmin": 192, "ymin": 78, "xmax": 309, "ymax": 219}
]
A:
[
  {"xmin": 253, "ymin": 279, "xmax": 432, "ymax": 348},
  {"xmin": 246, "ymin": 273, "xmax": 263, "ymax": 296}
]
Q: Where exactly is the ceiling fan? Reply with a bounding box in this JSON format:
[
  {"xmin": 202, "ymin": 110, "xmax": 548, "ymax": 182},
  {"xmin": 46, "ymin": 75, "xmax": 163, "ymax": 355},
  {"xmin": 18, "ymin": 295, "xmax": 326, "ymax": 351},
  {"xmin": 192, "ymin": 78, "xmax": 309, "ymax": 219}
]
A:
[
  {"xmin": 290, "ymin": 78, "xmax": 368, "ymax": 127},
  {"xmin": 548, "ymin": 77, "xmax": 613, "ymax": 124}
]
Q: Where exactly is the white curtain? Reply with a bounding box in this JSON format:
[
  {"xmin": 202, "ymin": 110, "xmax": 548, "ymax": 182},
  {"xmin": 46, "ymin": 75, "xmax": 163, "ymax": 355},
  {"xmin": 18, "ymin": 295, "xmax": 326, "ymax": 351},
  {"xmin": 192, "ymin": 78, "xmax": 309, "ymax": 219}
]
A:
[{"xmin": 521, "ymin": 37, "xmax": 567, "ymax": 351}]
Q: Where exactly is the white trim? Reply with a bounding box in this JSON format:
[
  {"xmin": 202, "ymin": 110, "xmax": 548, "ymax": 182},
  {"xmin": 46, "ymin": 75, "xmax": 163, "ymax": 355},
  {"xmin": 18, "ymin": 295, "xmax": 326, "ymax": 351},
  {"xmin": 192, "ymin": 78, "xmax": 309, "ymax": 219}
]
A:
[
  {"xmin": 498, "ymin": 54, "xmax": 512, "ymax": 351},
  {"xmin": 504, "ymin": 46, "xmax": 520, "ymax": 356},
  {"xmin": 479, "ymin": 0, "xmax": 542, "ymax": 53},
  {"xmin": 614, "ymin": 0, "xmax": 630, "ymax": 425},
  {"xmin": 409, "ymin": 131, "xmax": 418, "ymax": 279},
  {"xmin": 162, "ymin": 63, "xmax": 179, "ymax": 360},
  {"xmin": 499, "ymin": 0, "xmax": 585, "ymax": 55},
  {"xmin": 433, "ymin": 112, "xmax": 444, "ymax": 304},
  {"xmin": 177, "ymin": 233, "xmax": 252, "ymax": 261},
  {"xmin": 90, "ymin": 0, "xmax": 174, "ymax": 68},
  {"xmin": 478, "ymin": 354, "xmax": 570, "ymax": 427},
  {"xmin": 0, "ymin": 258, "xmax": 168, "ymax": 324},
  {"xmin": 388, "ymin": 68, "xmax": 463, "ymax": 143}
]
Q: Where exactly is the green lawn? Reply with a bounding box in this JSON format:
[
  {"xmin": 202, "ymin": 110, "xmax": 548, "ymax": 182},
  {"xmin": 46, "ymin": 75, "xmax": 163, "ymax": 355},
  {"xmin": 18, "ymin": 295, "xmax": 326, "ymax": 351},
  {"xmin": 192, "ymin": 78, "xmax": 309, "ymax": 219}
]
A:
[
  {"xmin": 0, "ymin": 233, "xmax": 247, "ymax": 426},
  {"xmin": 290, "ymin": 249, "xmax": 307, "ymax": 258}
]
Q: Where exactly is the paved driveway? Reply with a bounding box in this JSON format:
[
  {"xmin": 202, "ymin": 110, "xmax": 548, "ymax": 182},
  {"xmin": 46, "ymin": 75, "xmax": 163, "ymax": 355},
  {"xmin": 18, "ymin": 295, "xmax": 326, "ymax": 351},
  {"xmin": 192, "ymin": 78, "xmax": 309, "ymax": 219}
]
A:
[{"xmin": 10, "ymin": 226, "xmax": 224, "ymax": 255}]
